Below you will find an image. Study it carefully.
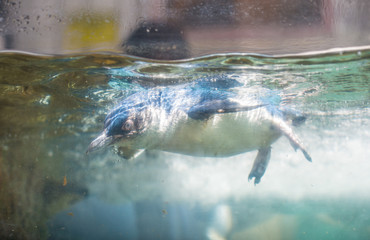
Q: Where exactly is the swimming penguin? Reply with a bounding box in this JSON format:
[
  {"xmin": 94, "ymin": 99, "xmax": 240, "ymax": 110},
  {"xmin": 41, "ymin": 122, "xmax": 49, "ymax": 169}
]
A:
[{"xmin": 87, "ymin": 80, "xmax": 311, "ymax": 184}]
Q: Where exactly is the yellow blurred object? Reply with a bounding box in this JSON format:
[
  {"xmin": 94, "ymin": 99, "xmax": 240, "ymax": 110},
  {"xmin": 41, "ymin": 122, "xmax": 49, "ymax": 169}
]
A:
[{"xmin": 64, "ymin": 12, "xmax": 119, "ymax": 51}]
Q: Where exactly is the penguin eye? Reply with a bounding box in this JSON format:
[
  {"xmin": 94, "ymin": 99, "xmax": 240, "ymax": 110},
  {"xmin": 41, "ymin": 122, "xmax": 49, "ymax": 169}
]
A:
[{"xmin": 122, "ymin": 119, "xmax": 135, "ymax": 131}]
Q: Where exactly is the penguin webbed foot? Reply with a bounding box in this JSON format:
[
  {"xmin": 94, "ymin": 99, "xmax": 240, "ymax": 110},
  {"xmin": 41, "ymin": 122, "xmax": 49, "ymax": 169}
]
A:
[
  {"xmin": 248, "ymin": 147, "xmax": 271, "ymax": 185},
  {"xmin": 273, "ymin": 117, "xmax": 312, "ymax": 162},
  {"xmin": 288, "ymin": 139, "xmax": 312, "ymax": 162},
  {"xmin": 248, "ymin": 172, "xmax": 262, "ymax": 185}
]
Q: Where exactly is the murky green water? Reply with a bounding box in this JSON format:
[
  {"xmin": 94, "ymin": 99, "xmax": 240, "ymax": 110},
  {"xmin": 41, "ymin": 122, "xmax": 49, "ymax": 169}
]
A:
[{"xmin": 0, "ymin": 48, "xmax": 369, "ymax": 239}]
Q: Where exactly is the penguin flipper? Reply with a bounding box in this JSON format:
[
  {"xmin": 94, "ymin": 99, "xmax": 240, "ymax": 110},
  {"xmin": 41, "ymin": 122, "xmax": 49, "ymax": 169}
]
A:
[
  {"xmin": 115, "ymin": 146, "xmax": 145, "ymax": 160},
  {"xmin": 187, "ymin": 99, "xmax": 265, "ymax": 120}
]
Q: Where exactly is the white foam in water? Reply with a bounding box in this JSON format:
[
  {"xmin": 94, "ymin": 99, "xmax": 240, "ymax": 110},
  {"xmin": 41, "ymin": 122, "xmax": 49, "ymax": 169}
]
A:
[{"xmin": 87, "ymin": 108, "xmax": 370, "ymax": 205}]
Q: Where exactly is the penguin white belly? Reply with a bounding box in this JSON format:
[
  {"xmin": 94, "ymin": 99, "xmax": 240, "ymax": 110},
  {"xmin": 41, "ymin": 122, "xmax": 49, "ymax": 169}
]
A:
[{"xmin": 159, "ymin": 108, "xmax": 282, "ymax": 157}]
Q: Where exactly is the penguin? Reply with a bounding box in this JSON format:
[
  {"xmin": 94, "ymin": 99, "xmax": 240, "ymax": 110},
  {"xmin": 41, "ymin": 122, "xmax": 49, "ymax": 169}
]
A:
[{"xmin": 88, "ymin": 79, "xmax": 311, "ymax": 184}]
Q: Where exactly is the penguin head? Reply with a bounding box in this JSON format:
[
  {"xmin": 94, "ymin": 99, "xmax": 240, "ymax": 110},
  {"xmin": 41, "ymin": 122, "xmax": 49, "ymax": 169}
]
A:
[
  {"xmin": 87, "ymin": 105, "xmax": 151, "ymax": 153},
  {"xmin": 106, "ymin": 112, "xmax": 146, "ymax": 138}
]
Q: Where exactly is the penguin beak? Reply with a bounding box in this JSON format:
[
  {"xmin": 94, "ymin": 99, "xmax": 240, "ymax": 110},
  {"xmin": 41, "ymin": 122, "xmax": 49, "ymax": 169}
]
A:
[{"xmin": 87, "ymin": 130, "xmax": 119, "ymax": 154}]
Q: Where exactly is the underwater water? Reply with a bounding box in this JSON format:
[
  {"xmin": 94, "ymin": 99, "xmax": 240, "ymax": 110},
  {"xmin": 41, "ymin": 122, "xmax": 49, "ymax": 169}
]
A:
[{"xmin": 0, "ymin": 47, "xmax": 369, "ymax": 240}]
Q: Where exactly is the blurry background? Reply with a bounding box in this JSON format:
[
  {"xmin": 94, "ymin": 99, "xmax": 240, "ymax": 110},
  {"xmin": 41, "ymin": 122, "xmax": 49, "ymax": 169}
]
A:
[{"xmin": 0, "ymin": 0, "xmax": 369, "ymax": 57}]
